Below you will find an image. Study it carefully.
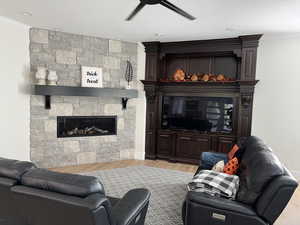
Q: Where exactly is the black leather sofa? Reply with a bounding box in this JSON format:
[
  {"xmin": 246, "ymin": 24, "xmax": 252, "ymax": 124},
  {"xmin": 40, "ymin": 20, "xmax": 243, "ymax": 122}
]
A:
[
  {"xmin": 0, "ymin": 158, "xmax": 150, "ymax": 225},
  {"xmin": 182, "ymin": 136, "xmax": 298, "ymax": 225},
  {"xmin": 0, "ymin": 158, "xmax": 36, "ymax": 225}
]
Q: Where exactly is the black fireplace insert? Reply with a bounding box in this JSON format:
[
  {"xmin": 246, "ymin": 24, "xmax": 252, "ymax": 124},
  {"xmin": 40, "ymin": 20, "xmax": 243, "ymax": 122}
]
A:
[{"xmin": 57, "ymin": 116, "xmax": 117, "ymax": 138}]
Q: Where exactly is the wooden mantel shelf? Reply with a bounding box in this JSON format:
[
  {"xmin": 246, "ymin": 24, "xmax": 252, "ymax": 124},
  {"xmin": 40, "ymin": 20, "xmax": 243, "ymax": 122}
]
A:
[
  {"xmin": 33, "ymin": 85, "xmax": 138, "ymax": 110},
  {"xmin": 33, "ymin": 85, "xmax": 138, "ymax": 98},
  {"xmin": 141, "ymin": 80, "xmax": 259, "ymax": 86}
]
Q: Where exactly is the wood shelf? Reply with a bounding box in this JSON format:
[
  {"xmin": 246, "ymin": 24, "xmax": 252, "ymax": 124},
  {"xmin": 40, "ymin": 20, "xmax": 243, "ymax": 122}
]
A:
[
  {"xmin": 33, "ymin": 85, "xmax": 138, "ymax": 110},
  {"xmin": 141, "ymin": 80, "xmax": 259, "ymax": 86}
]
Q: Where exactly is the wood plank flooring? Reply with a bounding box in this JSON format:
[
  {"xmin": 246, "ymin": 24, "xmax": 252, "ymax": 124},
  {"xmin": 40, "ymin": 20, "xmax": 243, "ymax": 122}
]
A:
[
  {"xmin": 51, "ymin": 159, "xmax": 198, "ymax": 174},
  {"xmin": 51, "ymin": 159, "xmax": 299, "ymax": 225}
]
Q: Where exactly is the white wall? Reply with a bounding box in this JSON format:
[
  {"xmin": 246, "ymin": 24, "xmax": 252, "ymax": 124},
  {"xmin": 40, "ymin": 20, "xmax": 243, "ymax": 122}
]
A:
[
  {"xmin": 0, "ymin": 17, "xmax": 30, "ymax": 161},
  {"xmin": 253, "ymin": 34, "xmax": 300, "ymax": 178},
  {"xmin": 134, "ymin": 43, "xmax": 146, "ymax": 160}
]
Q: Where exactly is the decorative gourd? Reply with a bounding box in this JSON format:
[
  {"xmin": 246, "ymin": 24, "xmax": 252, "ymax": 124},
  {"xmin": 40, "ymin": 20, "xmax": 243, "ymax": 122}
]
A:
[{"xmin": 173, "ymin": 69, "xmax": 185, "ymax": 81}]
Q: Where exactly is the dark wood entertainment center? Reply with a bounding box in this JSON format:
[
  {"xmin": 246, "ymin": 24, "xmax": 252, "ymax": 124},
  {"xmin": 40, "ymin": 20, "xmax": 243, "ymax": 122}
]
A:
[{"xmin": 141, "ymin": 35, "xmax": 262, "ymax": 164}]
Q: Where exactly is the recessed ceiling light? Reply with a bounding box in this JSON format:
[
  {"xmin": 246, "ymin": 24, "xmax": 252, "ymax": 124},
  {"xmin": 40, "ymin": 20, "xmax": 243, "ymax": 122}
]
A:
[
  {"xmin": 154, "ymin": 33, "xmax": 163, "ymax": 40},
  {"xmin": 154, "ymin": 33, "xmax": 164, "ymax": 38},
  {"xmin": 21, "ymin": 11, "xmax": 32, "ymax": 16},
  {"xmin": 225, "ymin": 28, "xmax": 237, "ymax": 32}
]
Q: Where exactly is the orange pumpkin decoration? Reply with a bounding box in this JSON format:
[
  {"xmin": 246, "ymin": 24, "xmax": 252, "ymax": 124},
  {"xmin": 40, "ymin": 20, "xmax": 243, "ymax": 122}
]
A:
[
  {"xmin": 173, "ymin": 69, "xmax": 185, "ymax": 81},
  {"xmin": 202, "ymin": 74, "xmax": 209, "ymax": 82},
  {"xmin": 191, "ymin": 74, "xmax": 198, "ymax": 81},
  {"xmin": 217, "ymin": 74, "xmax": 225, "ymax": 81}
]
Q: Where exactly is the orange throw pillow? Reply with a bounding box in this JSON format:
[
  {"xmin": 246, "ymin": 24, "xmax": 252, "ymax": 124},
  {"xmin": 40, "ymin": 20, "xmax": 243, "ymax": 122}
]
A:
[
  {"xmin": 223, "ymin": 157, "xmax": 239, "ymax": 175},
  {"xmin": 228, "ymin": 144, "xmax": 239, "ymax": 160}
]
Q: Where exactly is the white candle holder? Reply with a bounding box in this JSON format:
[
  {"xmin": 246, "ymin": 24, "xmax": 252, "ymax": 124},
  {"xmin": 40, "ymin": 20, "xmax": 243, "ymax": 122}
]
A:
[
  {"xmin": 35, "ymin": 67, "xmax": 47, "ymax": 85},
  {"xmin": 47, "ymin": 70, "xmax": 58, "ymax": 86}
]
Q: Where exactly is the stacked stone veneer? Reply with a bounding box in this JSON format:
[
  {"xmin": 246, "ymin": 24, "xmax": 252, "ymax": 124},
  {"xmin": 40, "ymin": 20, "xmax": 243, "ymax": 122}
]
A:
[{"xmin": 30, "ymin": 28, "xmax": 138, "ymax": 168}]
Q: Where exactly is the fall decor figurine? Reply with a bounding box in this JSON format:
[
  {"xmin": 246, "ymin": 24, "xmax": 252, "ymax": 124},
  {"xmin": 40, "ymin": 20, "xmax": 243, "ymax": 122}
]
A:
[
  {"xmin": 209, "ymin": 74, "xmax": 217, "ymax": 82},
  {"xmin": 191, "ymin": 74, "xmax": 198, "ymax": 81},
  {"xmin": 217, "ymin": 74, "xmax": 225, "ymax": 81},
  {"xmin": 202, "ymin": 74, "xmax": 210, "ymax": 82},
  {"xmin": 173, "ymin": 69, "xmax": 185, "ymax": 81},
  {"xmin": 168, "ymin": 69, "xmax": 234, "ymax": 83}
]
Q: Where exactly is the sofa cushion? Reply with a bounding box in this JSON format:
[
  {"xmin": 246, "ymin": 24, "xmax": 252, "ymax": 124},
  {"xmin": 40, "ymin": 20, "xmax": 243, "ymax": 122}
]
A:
[
  {"xmin": 21, "ymin": 168, "xmax": 105, "ymax": 197},
  {"xmin": 223, "ymin": 157, "xmax": 239, "ymax": 175},
  {"xmin": 237, "ymin": 136, "xmax": 284, "ymax": 204},
  {"xmin": 0, "ymin": 177, "xmax": 17, "ymax": 187},
  {"xmin": 228, "ymin": 144, "xmax": 239, "ymax": 160},
  {"xmin": 0, "ymin": 157, "xmax": 36, "ymax": 181}
]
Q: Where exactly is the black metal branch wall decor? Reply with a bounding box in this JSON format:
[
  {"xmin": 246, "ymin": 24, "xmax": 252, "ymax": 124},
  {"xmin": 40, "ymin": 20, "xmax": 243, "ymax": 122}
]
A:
[
  {"xmin": 125, "ymin": 60, "xmax": 133, "ymax": 89},
  {"xmin": 121, "ymin": 60, "xmax": 134, "ymax": 110}
]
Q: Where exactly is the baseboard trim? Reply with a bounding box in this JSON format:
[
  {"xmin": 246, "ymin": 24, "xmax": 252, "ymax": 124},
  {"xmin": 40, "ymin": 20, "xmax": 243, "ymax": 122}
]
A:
[{"xmin": 134, "ymin": 151, "xmax": 145, "ymax": 160}]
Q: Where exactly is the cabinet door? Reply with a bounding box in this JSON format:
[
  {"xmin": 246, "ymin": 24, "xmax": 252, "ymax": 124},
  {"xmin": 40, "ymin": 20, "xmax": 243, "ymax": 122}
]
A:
[
  {"xmin": 145, "ymin": 95, "xmax": 158, "ymax": 159},
  {"xmin": 145, "ymin": 131, "xmax": 156, "ymax": 159},
  {"xmin": 176, "ymin": 135, "xmax": 210, "ymax": 163},
  {"xmin": 157, "ymin": 132, "xmax": 174, "ymax": 159},
  {"xmin": 218, "ymin": 136, "xmax": 236, "ymax": 153}
]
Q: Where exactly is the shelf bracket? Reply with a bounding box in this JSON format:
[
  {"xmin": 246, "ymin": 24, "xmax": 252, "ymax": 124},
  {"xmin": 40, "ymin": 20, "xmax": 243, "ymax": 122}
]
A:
[
  {"xmin": 121, "ymin": 97, "xmax": 129, "ymax": 110},
  {"xmin": 45, "ymin": 95, "xmax": 51, "ymax": 110},
  {"xmin": 44, "ymin": 96, "xmax": 131, "ymax": 110}
]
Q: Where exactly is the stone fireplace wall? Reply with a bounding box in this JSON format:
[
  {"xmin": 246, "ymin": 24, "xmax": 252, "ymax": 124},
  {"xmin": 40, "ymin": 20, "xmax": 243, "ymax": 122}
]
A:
[{"xmin": 30, "ymin": 28, "xmax": 138, "ymax": 168}]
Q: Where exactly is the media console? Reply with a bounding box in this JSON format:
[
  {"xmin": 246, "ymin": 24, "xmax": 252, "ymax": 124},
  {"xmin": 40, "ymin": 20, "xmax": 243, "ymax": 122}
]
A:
[{"xmin": 141, "ymin": 35, "xmax": 262, "ymax": 164}]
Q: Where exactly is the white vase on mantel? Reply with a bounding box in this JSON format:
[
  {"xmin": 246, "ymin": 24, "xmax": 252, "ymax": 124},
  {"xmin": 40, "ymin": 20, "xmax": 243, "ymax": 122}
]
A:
[
  {"xmin": 47, "ymin": 70, "xmax": 58, "ymax": 86},
  {"xmin": 35, "ymin": 67, "xmax": 47, "ymax": 85}
]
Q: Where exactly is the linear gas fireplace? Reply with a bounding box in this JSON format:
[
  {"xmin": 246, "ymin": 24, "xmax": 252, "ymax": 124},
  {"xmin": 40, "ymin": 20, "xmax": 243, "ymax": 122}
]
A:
[{"xmin": 57, "ymin": 116, "xmax": 117, "ymax": 138}]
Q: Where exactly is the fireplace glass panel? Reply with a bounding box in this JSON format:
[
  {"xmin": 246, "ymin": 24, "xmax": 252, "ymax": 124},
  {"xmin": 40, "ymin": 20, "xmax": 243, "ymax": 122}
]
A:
[{"xmin": 57, "ymin": 116, "xmax": 117, "ymax": 138}]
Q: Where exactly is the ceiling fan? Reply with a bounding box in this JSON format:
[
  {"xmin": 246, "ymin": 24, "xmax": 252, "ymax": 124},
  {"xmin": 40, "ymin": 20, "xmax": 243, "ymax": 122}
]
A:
[{"xmin": 126, "ymin": 0, "xmax": 196, "ymax": 21}]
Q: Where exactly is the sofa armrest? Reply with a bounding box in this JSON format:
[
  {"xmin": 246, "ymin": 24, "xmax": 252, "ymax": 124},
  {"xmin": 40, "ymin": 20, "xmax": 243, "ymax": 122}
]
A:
[
  {"xmin": 184, "ymin": 192, "xmax": 267, "ymax": 225},
  {"xmin": 255, "ymin": 175, "xmax": 298, "ymax": 224},
  {"xmin": 186, "ymin": 191, "xmax": 256, "ymax": 216},
  {"xmin": 112, "ymin": 188, "xmax": 150, "ymax": 225}
]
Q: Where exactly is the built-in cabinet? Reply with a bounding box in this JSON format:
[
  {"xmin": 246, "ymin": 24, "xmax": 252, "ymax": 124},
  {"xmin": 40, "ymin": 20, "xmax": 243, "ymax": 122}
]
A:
[
  {"xmin": 157, "ymin": 130, "xmax": 236, "ymax": 164},
  {"xmin": 175, "ymin": 133, "xmax": 210, "ymax": 164},
  {"xmin": 142, "ymin": 35, "xmax": 262, "ymax": 164},
  {"xmin": 157, "ymin": 130, "xmax": 175, "ymax": 159}
]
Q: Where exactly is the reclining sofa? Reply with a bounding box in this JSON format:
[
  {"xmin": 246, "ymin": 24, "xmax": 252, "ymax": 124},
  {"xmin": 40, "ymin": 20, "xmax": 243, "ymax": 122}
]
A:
[
  {"xmin": 0, "ymin": 158, "xmax": 150, "ymax": 225},
  {"xmin": 182, "ymin": 136, "xmax": 298, "ymax": 225}
]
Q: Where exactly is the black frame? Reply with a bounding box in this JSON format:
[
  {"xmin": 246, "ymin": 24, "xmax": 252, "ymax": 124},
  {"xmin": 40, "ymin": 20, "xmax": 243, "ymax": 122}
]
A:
[
  {"xmin": 57, "ymin": 116, "xmax": 118, "ymax": 138},
  {"xmin": 160, "ymin": 95, "xmax": 236, "ymax": 134}
]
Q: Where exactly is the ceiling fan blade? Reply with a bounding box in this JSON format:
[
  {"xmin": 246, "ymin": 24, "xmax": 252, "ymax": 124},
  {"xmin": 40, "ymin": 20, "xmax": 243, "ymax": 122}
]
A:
[
  {"xmin": 126, "ymin": 2, "xmax": 146, "ymax": 21},
  {"xmin": 160, "ymin": 0, "xmax": 196, "ymax": 20}
]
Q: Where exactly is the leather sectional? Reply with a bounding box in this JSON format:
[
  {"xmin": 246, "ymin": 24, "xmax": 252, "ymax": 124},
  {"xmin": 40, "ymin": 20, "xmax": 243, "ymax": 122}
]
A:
[
  {"xmin": 0, "ymin": 158, "xmax": 150, "ymax": 225},
  {"xmin": 1, "ymin": 136, "xmax": 298, "ymax": 225}
]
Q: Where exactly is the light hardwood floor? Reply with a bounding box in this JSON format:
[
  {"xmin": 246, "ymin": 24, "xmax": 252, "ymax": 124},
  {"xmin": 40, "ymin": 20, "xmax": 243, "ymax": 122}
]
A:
[{"xmin": 52, "ymin": 159, "xmax": 300, "ymax": 225}]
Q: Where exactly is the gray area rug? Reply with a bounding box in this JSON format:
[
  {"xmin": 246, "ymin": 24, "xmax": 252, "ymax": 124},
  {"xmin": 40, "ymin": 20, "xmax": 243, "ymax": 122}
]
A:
[{"xmin": 84, "ymin": 166, "xmax": 194, "ymax": 225}]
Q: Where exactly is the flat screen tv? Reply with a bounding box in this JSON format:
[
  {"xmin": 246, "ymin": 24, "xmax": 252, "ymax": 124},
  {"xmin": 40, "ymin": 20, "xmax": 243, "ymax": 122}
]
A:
[{"xmin": 161, "ymin": 96, "xmax": 234, "ymax": 133}]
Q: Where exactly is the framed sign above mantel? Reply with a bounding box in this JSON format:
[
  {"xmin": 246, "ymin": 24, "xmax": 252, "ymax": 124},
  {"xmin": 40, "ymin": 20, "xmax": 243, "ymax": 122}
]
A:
[{"xmin": 81, "ymin": 66, "xmax": 103, "ymax": 88}]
